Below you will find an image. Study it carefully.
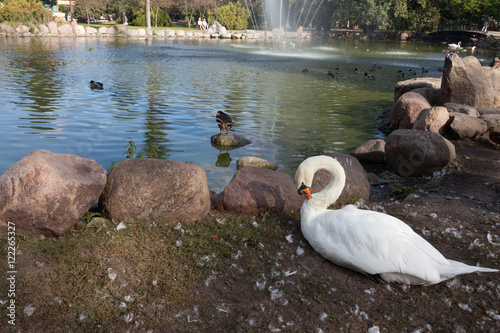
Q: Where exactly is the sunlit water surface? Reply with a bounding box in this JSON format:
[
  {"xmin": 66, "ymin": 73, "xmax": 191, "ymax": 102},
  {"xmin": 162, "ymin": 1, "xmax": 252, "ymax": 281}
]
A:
[{"xmin": 1, "ymin": 37, "xmax": 493, "ymax": 192}]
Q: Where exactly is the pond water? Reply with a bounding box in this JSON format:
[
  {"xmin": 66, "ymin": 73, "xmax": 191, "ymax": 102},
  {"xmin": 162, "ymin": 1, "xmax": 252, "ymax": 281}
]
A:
[{"xmin": 0, "ymin": 36, "xmax": 493, "ymax": 192}]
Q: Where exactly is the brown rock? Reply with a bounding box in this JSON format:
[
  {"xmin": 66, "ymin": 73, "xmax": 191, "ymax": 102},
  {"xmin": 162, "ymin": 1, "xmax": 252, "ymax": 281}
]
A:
[
  {"xmin": 0, "ymin": 151, "xmax": 107, "ymax": 236},
  {"xmin": 237, "ymin": 156, "xmax": 277, "ymax": 170},
  {"xmin": 211, "ymin": 133, "xmax": 251, "ymax": 147},
  {"xmin": 16, "ymin": 25, "xmax": 30, "ymax": 34},
  {"xmin": 351, "ymin": 139, "xmax": 386, "ymax": 164},
  {"xmin": 443, "ymin": 103, "xmax": 479, "ymax": 117},
  {"xmin": 99, "ymin": 158, "xmax": 210, "ymax": 223},
  {"xmin": 385, "ymin": 130, "xmax": 456, "ymax": 177},
  {"xmin": 314, "ymin": 152, "xmax": 371, "ymax": 203},
  {"xmin": 412, "ymin": 106, "xmax": 449, "ymax": 134},
  {"xmin": 394, "ymin": 77, "xmax": 441, "ymax": 102},
  {"xmin": 390, "ymin": 91, "xmax": 432, "ymax": 129},
  {"xmin": 448, "ymin": 113, "xmax": 488, "ymax": 139},
  {"xmin": 214, "ymin": 167, "xmax": 302, "ymax": 215},
  {"xmin": 441, "ymin": 54, "xmax": 494, "ymax": 108}
]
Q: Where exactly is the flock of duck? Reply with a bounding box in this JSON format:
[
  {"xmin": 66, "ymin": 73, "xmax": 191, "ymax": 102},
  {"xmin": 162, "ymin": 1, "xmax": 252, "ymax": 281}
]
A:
[{"xmin": 303, "ymin": 64, "xmax": 429, "ymax": 81}]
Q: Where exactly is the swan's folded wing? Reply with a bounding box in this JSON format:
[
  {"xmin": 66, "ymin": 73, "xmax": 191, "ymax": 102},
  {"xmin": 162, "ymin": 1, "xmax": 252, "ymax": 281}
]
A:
[{"xmin": 313, "ymin": 206, "xmax": 450, "ymax": 282}]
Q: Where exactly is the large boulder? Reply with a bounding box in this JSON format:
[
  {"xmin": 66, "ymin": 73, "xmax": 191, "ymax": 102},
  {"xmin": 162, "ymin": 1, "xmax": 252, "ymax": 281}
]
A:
[
  {"xmin": 16, "ymin": 25, "xmax": 30, "ymax": 34},
  {"xmin": 443, "ymin": 102, "xmax": 479, "ymax": 117},
  {"xmin": 312, "ymin": 152, "xmax": 371, "ymax": 203},
  {"xmin": 57, "ymin": 24, "xmax": 73, "ymax": 35},
  {"xmin": 394, "ymin": 77, "xmax": 441, "ymax": 102},
  {"xmin": 385, "ymin": 130, "xmax": 456, "ymax": 177},
  {"xmin": 237, "ymin": 156, "xmax": 277, "ymax": 170},
  {"xmin": 46, "ymin": 21, "xmax": 58, "ymax": 34},
  {"xmin": 213, "ymin": 167, "xmax": 302, "ymax": 215},
  {"xmin": 0, "ymin": 151, "xmax": 107, "ymax": 236},
  {"xmin": 412, "ymin": 106, "xmax": 449, "ymax": 134},
  {"xmin": 448, "ymin": 113, "xmax": 488, "ymax": 139},
  {"xmin": 39, "ymin": 24, "xmax": 50, "ymax": 34},
  {"xmin": 441, "ymin": 54, "xmax": 494, "ymax": 108},
  {"xmin": 99, "ymin": 158, "xmax": 210, "ymax": 223},
  {"xmin": 0, "ymin": 24, "xmax": 16, "ymax": 34},
  {"xmin": 483, "ymin": 66, "xmax": 500, "ymax": 107},
  {"xmin": 389, "ymin": 91, "xmax": 432, "ymax": 129},
  {"xmin": 351, "ymin": 139, "xmax": 386, "ymax": 164}
]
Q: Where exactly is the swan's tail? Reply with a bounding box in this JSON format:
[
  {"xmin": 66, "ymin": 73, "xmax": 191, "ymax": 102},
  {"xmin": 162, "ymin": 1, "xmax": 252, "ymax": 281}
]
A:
[{"xmin": 440, "ymin": 260, "xmax": 498, "ymax": 280}]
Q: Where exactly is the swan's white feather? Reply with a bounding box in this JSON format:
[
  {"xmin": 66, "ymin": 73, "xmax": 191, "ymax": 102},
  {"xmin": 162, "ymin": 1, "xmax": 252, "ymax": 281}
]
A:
[{"xmin": 295, "ymin": 155, "xmax": 498, "ymax": 285}]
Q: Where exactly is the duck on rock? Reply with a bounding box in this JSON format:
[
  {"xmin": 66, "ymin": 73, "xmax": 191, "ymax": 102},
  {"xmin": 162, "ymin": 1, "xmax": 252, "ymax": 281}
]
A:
[
  {"xmin": 295, "ymin": 155, "xmax": 498, "ymax": 285},
  {"xmin": 216, "ymin": 111, "xmax": 233, "ymax": 134}
]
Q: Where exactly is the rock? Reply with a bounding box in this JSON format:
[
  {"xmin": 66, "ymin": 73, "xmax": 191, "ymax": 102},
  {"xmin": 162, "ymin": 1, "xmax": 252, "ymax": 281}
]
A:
[
  {"xmin": 127, "ymin": 29, "xmax": 139, "ymax": 37},
  {"xmin": 98, "ymin": 26, "xmax": 108, "ymax": 34},
  {"xmin": 0, "ymin": 151, "xmax": 106, "ymax": 236},
  {"xmin": 213, "ymin": 167, "xmax": 302, "ymax": 215},
  {"xmin": 441, "ymin": 54, "xmax": 494, "ymax": 108},
  {"xmin": 137, "ymin": 29, "xmax": 146, "ymax": 36},
  {"xmin": 107, "ymin": 27, "xmax": 116, "ymax": 35},
  {"xmin": 165, "ymin": 29, "xmax": 175, "ymax": 37},
  {"xmin": 314, "ymin": 153, "xmax": 370, "ymax": 203},
  {"xmin": 389, "ymin": 91, "xmax": 432, "ymax": 129},
  {"xmin": 99, "ymin": 158, "xmax": 210, "ymax": 223},
  {"xmin": 237, "ymin": 156, "xmax": 277, "ymax": 170},
  {"xmin": 114, "ymin": 24, "xmax": 127, "ymax": 34},
  {"xmin": 479, "ymin": 113, "xmax": 500, "ymax": 131},
  {"xmin": 351, "ymin": 139, "xmax": 386, "ymax": 164},
  {"xmin": 483, "ymin": 66, "xmax": 500, "ymax": 107},
  {"xmin": 46, "ymin": 21, "xmax": 58, "ymax": 34},
  {"xmin": 394, "ymin": 77, "xmax": 441, "ymax": 102},
  {"xmin": 385, "ymin": 130, "xmax": 456, "ymax": 177},
  {"xmin": 211, "ymin": 133, "xmax": 251, "ymax": 147},
  {"xmin": 175, "ymin": 30, "xmax": 186, "ymax": 37},
  {"xmin": 145, "ymin": 27, "xmax": 153, "ymax": 36},
  {"xmin": 448, "ymin": 113, "xmax": 488, "ymax": 139},
  {"xmin": 16, "ymin": 25, "xmax": 30, "ymax": 34},
  {"xmin": 154, "ymin": 29, "xmax": 165, "ymax": 36},
  {"xmin": 0, "ymin": 24, "xmax": 16, "ymax": 34},
  {"xmin": 58, "ymin": 24, "xmax": 73, "ymax": 35},
  {"xmin": 412, "ymin": 106, "xmax": 449, "ymax": 134},
  {"xmin": 39, "ymin": 24, "xmax": 49, "ymax": 34},
  {"xmin": 71, "ymin": 20, "xmax": 77, "ymax": 33},
  {"xmin": 85, "ymin": 26, "xmax": 98, "ymax": 34},
  {"xmin": 75, "ymin": 25, "xmax": 86, "ymax": 35},
  {"xmin": 443, "ymin": 102, "xmax": 479, "ymax": 117}
]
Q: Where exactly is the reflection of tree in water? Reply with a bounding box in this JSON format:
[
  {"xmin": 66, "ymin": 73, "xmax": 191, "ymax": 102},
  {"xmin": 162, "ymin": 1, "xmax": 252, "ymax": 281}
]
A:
[
  {"xmin": 10, "ymin": 38, "xmax": 64, "ymax": 133},
  {"xmin": 144, "ymin": 102, "xmax": 172, "ymax": 160}
]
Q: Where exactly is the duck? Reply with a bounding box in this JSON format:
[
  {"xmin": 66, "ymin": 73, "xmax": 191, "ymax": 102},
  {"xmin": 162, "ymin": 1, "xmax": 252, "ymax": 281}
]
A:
[
  {"xmin": 354, "ymin": 68, "xmax": 364, "ymax": 74},
  {"xmin": 302, "ymin": 68, "xmax": 309, "ymax": 73},
  {"xmin": 397, "ymin": 70, "xmax": 405, "ymax": 78},
  {"xmin": 327, "ymin": 70, "xmax": 334, "ymax": 76},
  {"xmin": 488, "ymin": 128, "xmax": 500, "ymax": 148},
  {"xmin": 89, "ymin": 80, "xmax": 103, "ymax": 89},
  {"xmin": 421, "ymin": 67, "xmax": 428, "ymax": 73},
  {"xmin": 294, "ymin": 155, "xmax": 498, "ymax": 285},
  {"xmin": 448, "ymin": 41, "xmax": 462, "ymax": 50},
  {"xmin": 408, "ymin": 69, "xmax": 416, "ymax": 75},
  {"xmin": 370, "ymin": 64, "xmax": 381, "ymax": 71},
  {"xmin": 216, "ymin": 111, "xmax": 232, "ymax": 134},
  {"xmin": 363, "ymin": 73, "xmax": 375, "ymax": 80}
]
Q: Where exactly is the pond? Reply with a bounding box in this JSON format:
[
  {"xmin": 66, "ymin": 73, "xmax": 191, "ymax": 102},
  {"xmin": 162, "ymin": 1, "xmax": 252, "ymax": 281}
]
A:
[{"xmin": 0, "ymin": 36, "xmax": 492, "ymax": 192}]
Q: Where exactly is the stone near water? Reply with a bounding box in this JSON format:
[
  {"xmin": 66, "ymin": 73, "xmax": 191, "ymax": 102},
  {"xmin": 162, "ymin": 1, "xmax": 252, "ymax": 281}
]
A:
[
  {"xmin": 0, "ymin": 151, "xmax": 107, "ymax": 236},
  {"xmin": 211, "ymin": 133, "xmax": 251, "ymax": 147},
  {"xmin": 237, "ymin": 156, "xmax": 277, "ymax": 170},
  {"xmin": 99, "ymin": 158, "xmax": 210, "ymax": 223},
  {"xmin": 351, "ymin": 139, "xmax": 386, "ymax": 164},
  {"xmin": 385, "ymin": 129, "xmax": 456, "ymax": 177},
  {"xmin": 412, "ymin": 106, "xmax": 449, "ymax": 135},
  {"xmin": 390, "ymin": 91, "xmax": 432, "ymax": 129}
]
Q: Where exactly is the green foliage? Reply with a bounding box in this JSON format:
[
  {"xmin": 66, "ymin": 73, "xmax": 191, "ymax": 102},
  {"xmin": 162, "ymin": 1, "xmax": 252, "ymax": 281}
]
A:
[
  {"xmin": 208, "ymin": 1, "xmax": 250, "ymax": 30},
  {"xmin": 108, "ymin": 137, "xmax": 161, "ymax": 173},
  {"xmin": 130, "ymin": 8, "xmax": 146, "ymax": 27},
  {"xmin": 0, "ymin": 0, "xmax": 53, "ymax": 25},
  {"xmin": 390, "ymin": 180, "xmax": 417, "ymax": 200}
]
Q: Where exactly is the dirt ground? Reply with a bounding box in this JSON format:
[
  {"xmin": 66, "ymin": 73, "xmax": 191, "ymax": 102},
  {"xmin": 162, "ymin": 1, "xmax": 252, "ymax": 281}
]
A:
[{"xmin": 1, "ymin": 140, "xmax": 499, "ymax": 332}]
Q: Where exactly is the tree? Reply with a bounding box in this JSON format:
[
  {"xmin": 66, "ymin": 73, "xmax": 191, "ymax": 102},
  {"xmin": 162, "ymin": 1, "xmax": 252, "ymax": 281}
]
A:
[
  {"xmin": 145, "ymin": 0, "xmax": 151, "ymax": 28},
  {"xmin": 151, "ymin": 0, "xmax": 172, "ymax": 28},
  {"xmin": 75, "ymin": 0, "xmax": 106, "ymax": 24}
]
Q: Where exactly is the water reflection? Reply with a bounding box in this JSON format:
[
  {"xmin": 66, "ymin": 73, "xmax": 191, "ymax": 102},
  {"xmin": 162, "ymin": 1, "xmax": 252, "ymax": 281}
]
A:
[{"xmin": 1, "ymin": 37, "xmax": 496, "ymax": 192}]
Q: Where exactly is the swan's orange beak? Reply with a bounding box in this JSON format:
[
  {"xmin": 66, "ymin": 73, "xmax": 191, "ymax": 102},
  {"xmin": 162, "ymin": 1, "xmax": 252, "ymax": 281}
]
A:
[{"xmin": 298, "ymin": 183, "xmax": 311, "ymax": 200}]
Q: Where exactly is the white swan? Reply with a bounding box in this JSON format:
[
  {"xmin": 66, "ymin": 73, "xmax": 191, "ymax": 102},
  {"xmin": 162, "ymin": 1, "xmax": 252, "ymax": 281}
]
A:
[
  {"xmin": 294, "ymin": 155, "xmax": 498, "ymax": 285},
  {"xmin": 448, "ymin": 41, "xmax": 462, "ymax": 50}
]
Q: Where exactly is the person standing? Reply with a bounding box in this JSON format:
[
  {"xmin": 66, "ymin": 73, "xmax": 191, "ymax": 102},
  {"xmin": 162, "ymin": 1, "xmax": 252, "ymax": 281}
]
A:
[{"xmin": 482, "ymin": 13, "xmax": 490, "ymax": 33}]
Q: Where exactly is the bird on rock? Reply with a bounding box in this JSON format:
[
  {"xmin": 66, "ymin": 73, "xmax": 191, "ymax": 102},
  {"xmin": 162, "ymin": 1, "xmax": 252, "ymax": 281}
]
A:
[
  {"xmin": 216, "ymin": 111, "xmax": 232, "ymax": 134},
  {"xmin": 295, "ymin": 155, "xmax": 498, "ymax": 285},
  {"xmin": 89, "ymin": 80, "xmax": 103, "ymax": 90}
]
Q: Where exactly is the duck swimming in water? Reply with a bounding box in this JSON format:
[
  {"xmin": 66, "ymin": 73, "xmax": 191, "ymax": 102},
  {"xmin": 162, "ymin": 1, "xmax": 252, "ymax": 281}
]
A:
[
  {"xmin": 216, "ymin": 111, "xmax": 233, "ymax": 134},
  {"xmin": 363, "ymin": 73, "xmax": 375, "ymax": 80},
  {"xmin": 89, "ymin": 80, "xmax": 103, "ymax": 90},
  {"xmin": 295, "ymin": 155, "xmax": 498, "ymax": 285}
]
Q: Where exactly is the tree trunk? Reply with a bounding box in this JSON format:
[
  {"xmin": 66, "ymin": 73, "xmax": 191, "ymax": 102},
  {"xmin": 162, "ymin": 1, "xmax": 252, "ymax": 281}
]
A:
[{"xmin": 145, "ymin": 0, "xmax": 151, "ymax": 29}]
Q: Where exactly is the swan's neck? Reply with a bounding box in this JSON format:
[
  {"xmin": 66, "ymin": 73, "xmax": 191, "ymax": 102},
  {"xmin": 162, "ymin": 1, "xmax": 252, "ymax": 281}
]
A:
[{"xmin": 308, "ymin": 159, "xmax": 346, "ymax": 211}]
